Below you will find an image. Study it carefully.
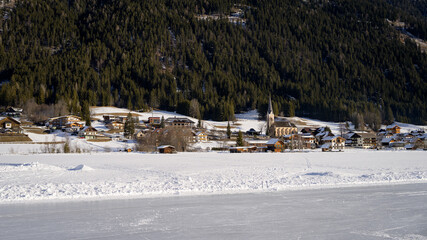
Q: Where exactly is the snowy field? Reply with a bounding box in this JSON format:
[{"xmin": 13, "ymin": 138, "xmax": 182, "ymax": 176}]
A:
[
  {"xmin": 1, "ymin": 150, "xmax": 426, "ymax": 203},
  {"xmin": 1, "ymin": 183, "xmax": 426, "ymax": 239},
  {"xmin": 90, "ymin": 106, "xmax": 427, "ymax": 134}
]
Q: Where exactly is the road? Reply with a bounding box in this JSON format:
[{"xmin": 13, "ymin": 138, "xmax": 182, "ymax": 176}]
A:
[{"xmin": 1, "ymin": 184, "xmax": 427, "ymax": 239}]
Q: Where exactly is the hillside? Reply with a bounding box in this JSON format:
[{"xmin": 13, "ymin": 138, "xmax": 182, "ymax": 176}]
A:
[{"xmin": 0, "ymin": 0, "xmax": 426, "ymax": 124}]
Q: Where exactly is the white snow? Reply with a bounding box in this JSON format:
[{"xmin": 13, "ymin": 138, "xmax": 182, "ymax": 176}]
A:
[{"xmin": 0, "ymin": 150, "xmax": 426, "ymax": 203}]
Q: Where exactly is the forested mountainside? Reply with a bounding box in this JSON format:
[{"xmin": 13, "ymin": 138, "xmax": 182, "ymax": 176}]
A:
[{"xmin": 0, "ymin": 0, "xmax": 426, "ymax": 124}]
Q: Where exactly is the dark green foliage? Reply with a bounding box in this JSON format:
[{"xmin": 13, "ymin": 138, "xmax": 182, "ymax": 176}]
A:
[
  {"xmin": 226, "ymin": 121, "xmax": 231, "ymax": 139},
  {"xmin": 0, "ymin": 0, "xmax": 426, "ymax": 124},
  {"xmin": 124, "ymin": 112, "xmax": 135, "ymax": 138},
  {"xmin": 81, "ymin": 101, "xmax": 91, "ymax": 126},
  {"xmin": 160, "ymin": 116, "xmax": 165, "ymax": 128},
  {"xmin": 236, "ymin": 130, "xmax": 243, "ymax": 146}
]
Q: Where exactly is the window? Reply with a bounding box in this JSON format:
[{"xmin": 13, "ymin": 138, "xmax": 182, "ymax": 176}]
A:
[{"xmin": 5, "ymin": 122, "xmax": 12, "ymax": 128}]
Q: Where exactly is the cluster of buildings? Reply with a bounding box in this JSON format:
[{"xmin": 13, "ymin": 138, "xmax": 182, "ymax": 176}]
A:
[
  {"xmin": 1, "ymin": 104, "xmax": 426, "ymax": 152},
  {"xmin": 229, "ymin": 98, "xmax": 426, "ymax": 153}
]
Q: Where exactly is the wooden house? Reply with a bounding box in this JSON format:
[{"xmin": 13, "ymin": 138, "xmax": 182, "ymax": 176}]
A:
[
  {"xmin": 48, "ymin": 115, "xmax": 83, "ymax": 129},
  {"xmin": 78, "ymin": 126, "xmax": 98, "ymax": 140},
  {"xmin": 193, "ymin": 131, "xmax": 208, "ymax": 142},
  {"xmin": 157, "ymin": 145, "xmax": 177, "ymax": 154},
  {"xmin": 229, "ymin": 146, "xmax": 257, "ymax": 153},
  {"xmin": 0, "ymin": 116, "xmax": 22, "ymax": 133},
  {"xmin": 386, "ymin": 123, "xmax": 401, "ymax": 134},
  {"xmin": 346, "ymin": 132, "xmax": 377, "ymax": 149},
  {"xmin": 106, "ymin": 121, "xmax": 124, "ymax": 130},
  {"xmin": 266, "ymin": 138, "xmax": 285, "ymax": 152},
  {"xmin": 165, "ymin": 117, "xmax": 195, "ymax": 128},
  {"xmin": 2, "ymin": 107, "xmax": 23, "ymax": 117},
  {"xmin": 322, "ymin": 136, "xmax": 345, "ymax": 150},
  {"xmin": 301, "ymin": 134, "xmax": 317, "ymax": 149}
]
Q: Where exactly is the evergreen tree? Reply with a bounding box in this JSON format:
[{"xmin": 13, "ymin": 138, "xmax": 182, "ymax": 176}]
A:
[
  {"xmin": 160, "ymin": 116, "xmax": 165, "ymax": 128},
  {"xmin": 124, "ymin": 112, "xmax": 135, "ymax": 139},
  {"xmin": 227, "ymin": 121, "xmax": 231, "ymax": 139},
  {"xmin": 81, "ymin": 101, "xmax": 91, "ymax": 126},
  {"xmin": 236, "ymin": 130, "xmax": 244, "ymax": 147}
]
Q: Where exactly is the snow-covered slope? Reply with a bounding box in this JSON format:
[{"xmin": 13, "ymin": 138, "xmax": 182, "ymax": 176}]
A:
[
  {"xmin": 0, "ymin": 151, "xmax": 426, "ymax": 203},
  {"xmin": 91, "ymin": 107, "xmax": 426, "ymax": 134}
]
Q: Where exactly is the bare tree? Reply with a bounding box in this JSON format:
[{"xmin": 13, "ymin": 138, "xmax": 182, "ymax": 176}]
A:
[
  {"xmin": 189, "ymin": 99, "xmax": 201, "ymax": 119},
  {"xmin": 136, "ymin": 126, "xmax": 193, "ymax": 152}
]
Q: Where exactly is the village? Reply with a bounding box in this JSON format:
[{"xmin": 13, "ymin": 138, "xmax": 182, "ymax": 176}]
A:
[{"xmin": 1, "ymin": 98, "xmax": 426, "ymax": 155}]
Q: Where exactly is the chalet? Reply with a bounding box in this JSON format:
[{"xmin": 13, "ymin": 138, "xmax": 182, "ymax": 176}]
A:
[
  {"xmin": 157, "ymin": 145, "xmax": 177, "ymax": 154},
  {"xmin": 48, "ymin": 115, "xmax": 84, "ymax": 130},
  {"xmin": 301, "ymin": 128, "xmax": 314, "ymax": 134},
  {"xmin": 78, "ymin": 126, "xmax": 98, "ymax": 140},
  {"xmin": 389, "ymin": 141, "xmax": 405, "ymax": 149},
  {"xmin": 0, "ymin": 116, "xmax": 22, "ymax": 133},
  {"xmin": 346, "ymin": 132, "xmax": 377, "ymax": 149},
  {"xmin": 106, "ymin": 121, "xmax": 124, "ymax": 130},
  {"xmin": 148, "ymin": 117, "xmax": 161, "ymax": 127},
  {"xmin": 301, "ymin": 134, "xmax": 317, "ymax": 149},
  {"xmin": 193, "ymin": 131, "xmax": 208, "ymax": 142},
  {"xmin": 316, "ymin": 131, "xmax": 335, "ymax": 145},
  {"xmin": 246, "ymin": 139, "xmax": 269, "ymax": 147},
  {"xmin": 134, "ymin": 129, "xmax": 149, "ymax": 139},
  {"xmin": 165, "ymin": 117, "xmax": 195, "ymax": 128},
  {"xmin": 386, "ymin": 123, "xmax": 401, "ymax": 134},
  {"xmin": 381, "ymin": 137, "xmax": 394, "ymax": 147},
  {"xmin": 322, "ymin": 136, "xmax": 345, "ymax": 150},
  {"xmin": 229, "ymin": 146, "xmax": 257, "ymax": 153},
  {"xmin": 2, "ymin": 107, "xmax": 23, "ymax": 117},
  {"xmin": 266, "ymin": 138, "xmax": 285, "ymax": 152}
]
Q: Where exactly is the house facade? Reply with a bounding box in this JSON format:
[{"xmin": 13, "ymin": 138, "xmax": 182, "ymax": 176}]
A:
[
  {"xmin": 347, "ymin": 132, "xmax": 377, "ymax": 149},
  {"xmin": 78, "ymin": 126, "xmax": 98, "ymax": 139},
  {"xmin": 165, "ymin": 117, "xmax": 195, "ymax": 128},
  {"xmin": 321, "ymin": 136, "xmax": 345, "ymax": 151},
  {"xmin": 194, "ymin": 131, "xmax": 208, "ymax": 142},
  {"xmin": 48, "ymin": 115, "xmax": 84, "ymax": 129},
  {"xmin": 266, "ymin": 138, "xmax": 285, "ymax": 152},
  {"xmin": 0, "ymin": 116, "xmax": 22, "ymax": 133}
]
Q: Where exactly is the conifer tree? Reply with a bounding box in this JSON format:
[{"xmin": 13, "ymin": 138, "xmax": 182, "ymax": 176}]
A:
[
  {"xmin": 227, "ymin": 121, "xmax": 231, "ymax": 139},
  {"xmin": 124, "ymin": 112, "xmax": 135, "ymax": 139},
  {"xmin": 236, "ymin": 130, "xmax": 244, "ymax": 146}
]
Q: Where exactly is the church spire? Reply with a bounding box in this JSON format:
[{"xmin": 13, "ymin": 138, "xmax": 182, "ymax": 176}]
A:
[
  {"xmin": 266, "ymin": 95, "xmax": 275, "ymax": 135},
  {"xmin": 268, "ymin": 95, "xmax": 274, "ymax": 115}
]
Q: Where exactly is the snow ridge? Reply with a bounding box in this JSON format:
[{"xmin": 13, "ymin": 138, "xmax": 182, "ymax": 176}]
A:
[{"xmin": 1, "ymin": 151, "xmax": 426, "ymax": 203}]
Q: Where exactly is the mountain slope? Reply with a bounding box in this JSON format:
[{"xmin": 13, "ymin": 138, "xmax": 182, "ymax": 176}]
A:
[{"xmin": 0, "ymin": 0, "xmax": 426, "ymax": 124}]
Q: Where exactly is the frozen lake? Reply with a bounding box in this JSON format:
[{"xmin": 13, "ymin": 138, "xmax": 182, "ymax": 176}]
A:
[{"xmin": 1, "ymin": 184, "xmax": 427, "ymax": 240}]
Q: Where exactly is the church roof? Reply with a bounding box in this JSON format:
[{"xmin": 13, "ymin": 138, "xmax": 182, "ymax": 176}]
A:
[{"xmin": 272, "ymin": 121, "xmax": 296, "ymax": 128}]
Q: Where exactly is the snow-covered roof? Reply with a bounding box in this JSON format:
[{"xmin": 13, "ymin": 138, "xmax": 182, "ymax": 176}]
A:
[
  {"xmin": 0, "ymin": 116, "xmax": 21, "ymax": 124},
  {"xmin": 386, "ymin": 123, "xmax": 400, "ymax": 129},
  {"xmin": 157, "ymin": 145, "xmax": 175, "ymax": 149},
  {"xmin": 266, "ymin": 138, "xmax": 281, "ymax": 145},
  {"xmin": 381, "ymin": 138, "xmax": 393, "ymax": 143},
  {"xmin": 80, "ymin": 126, "xmax": 97, "ymax": 132},
  {"xmin": 245, "ymin": 139, "xmax": 268, "ymax": 144},
  {"xmin": 405, "ymin": 144, "xmax": 415, "ymax": 149},
  {"xmin": 321, "ymin": 143, "xmax": 331, "ymax": 149},
  {"xmin": 323, "ymin": 136, "xmax": 338, "ymax": 141}
]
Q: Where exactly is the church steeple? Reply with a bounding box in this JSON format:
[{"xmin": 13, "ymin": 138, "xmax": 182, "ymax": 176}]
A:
[
  {"xmin": 267, "ymin": 95, "xmax": 274, "ymax": 115},
  {"xmin": 266, "ymin": 95, "xmax": 275, "ymax": 134}
]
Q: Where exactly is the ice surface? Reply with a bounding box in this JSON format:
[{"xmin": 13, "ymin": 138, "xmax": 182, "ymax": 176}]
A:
[{"xmin": 0, "ymin": 184, "xmax": 426, "ymax": 240}]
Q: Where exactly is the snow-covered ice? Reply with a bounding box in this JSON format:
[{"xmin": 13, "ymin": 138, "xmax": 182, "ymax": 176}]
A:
[
  {"xmin": 1, "ymin": 183, "xmax": 426, "ymax": 239},
  {"xmin": 0, "ymin": 150, "xmax": 426, "ymax": 203}
]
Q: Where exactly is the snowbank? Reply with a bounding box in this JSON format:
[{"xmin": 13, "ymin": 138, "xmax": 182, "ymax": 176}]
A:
[{"xmin": 0, "ymin": 151, "xmax": 426, "ymax": 203}]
